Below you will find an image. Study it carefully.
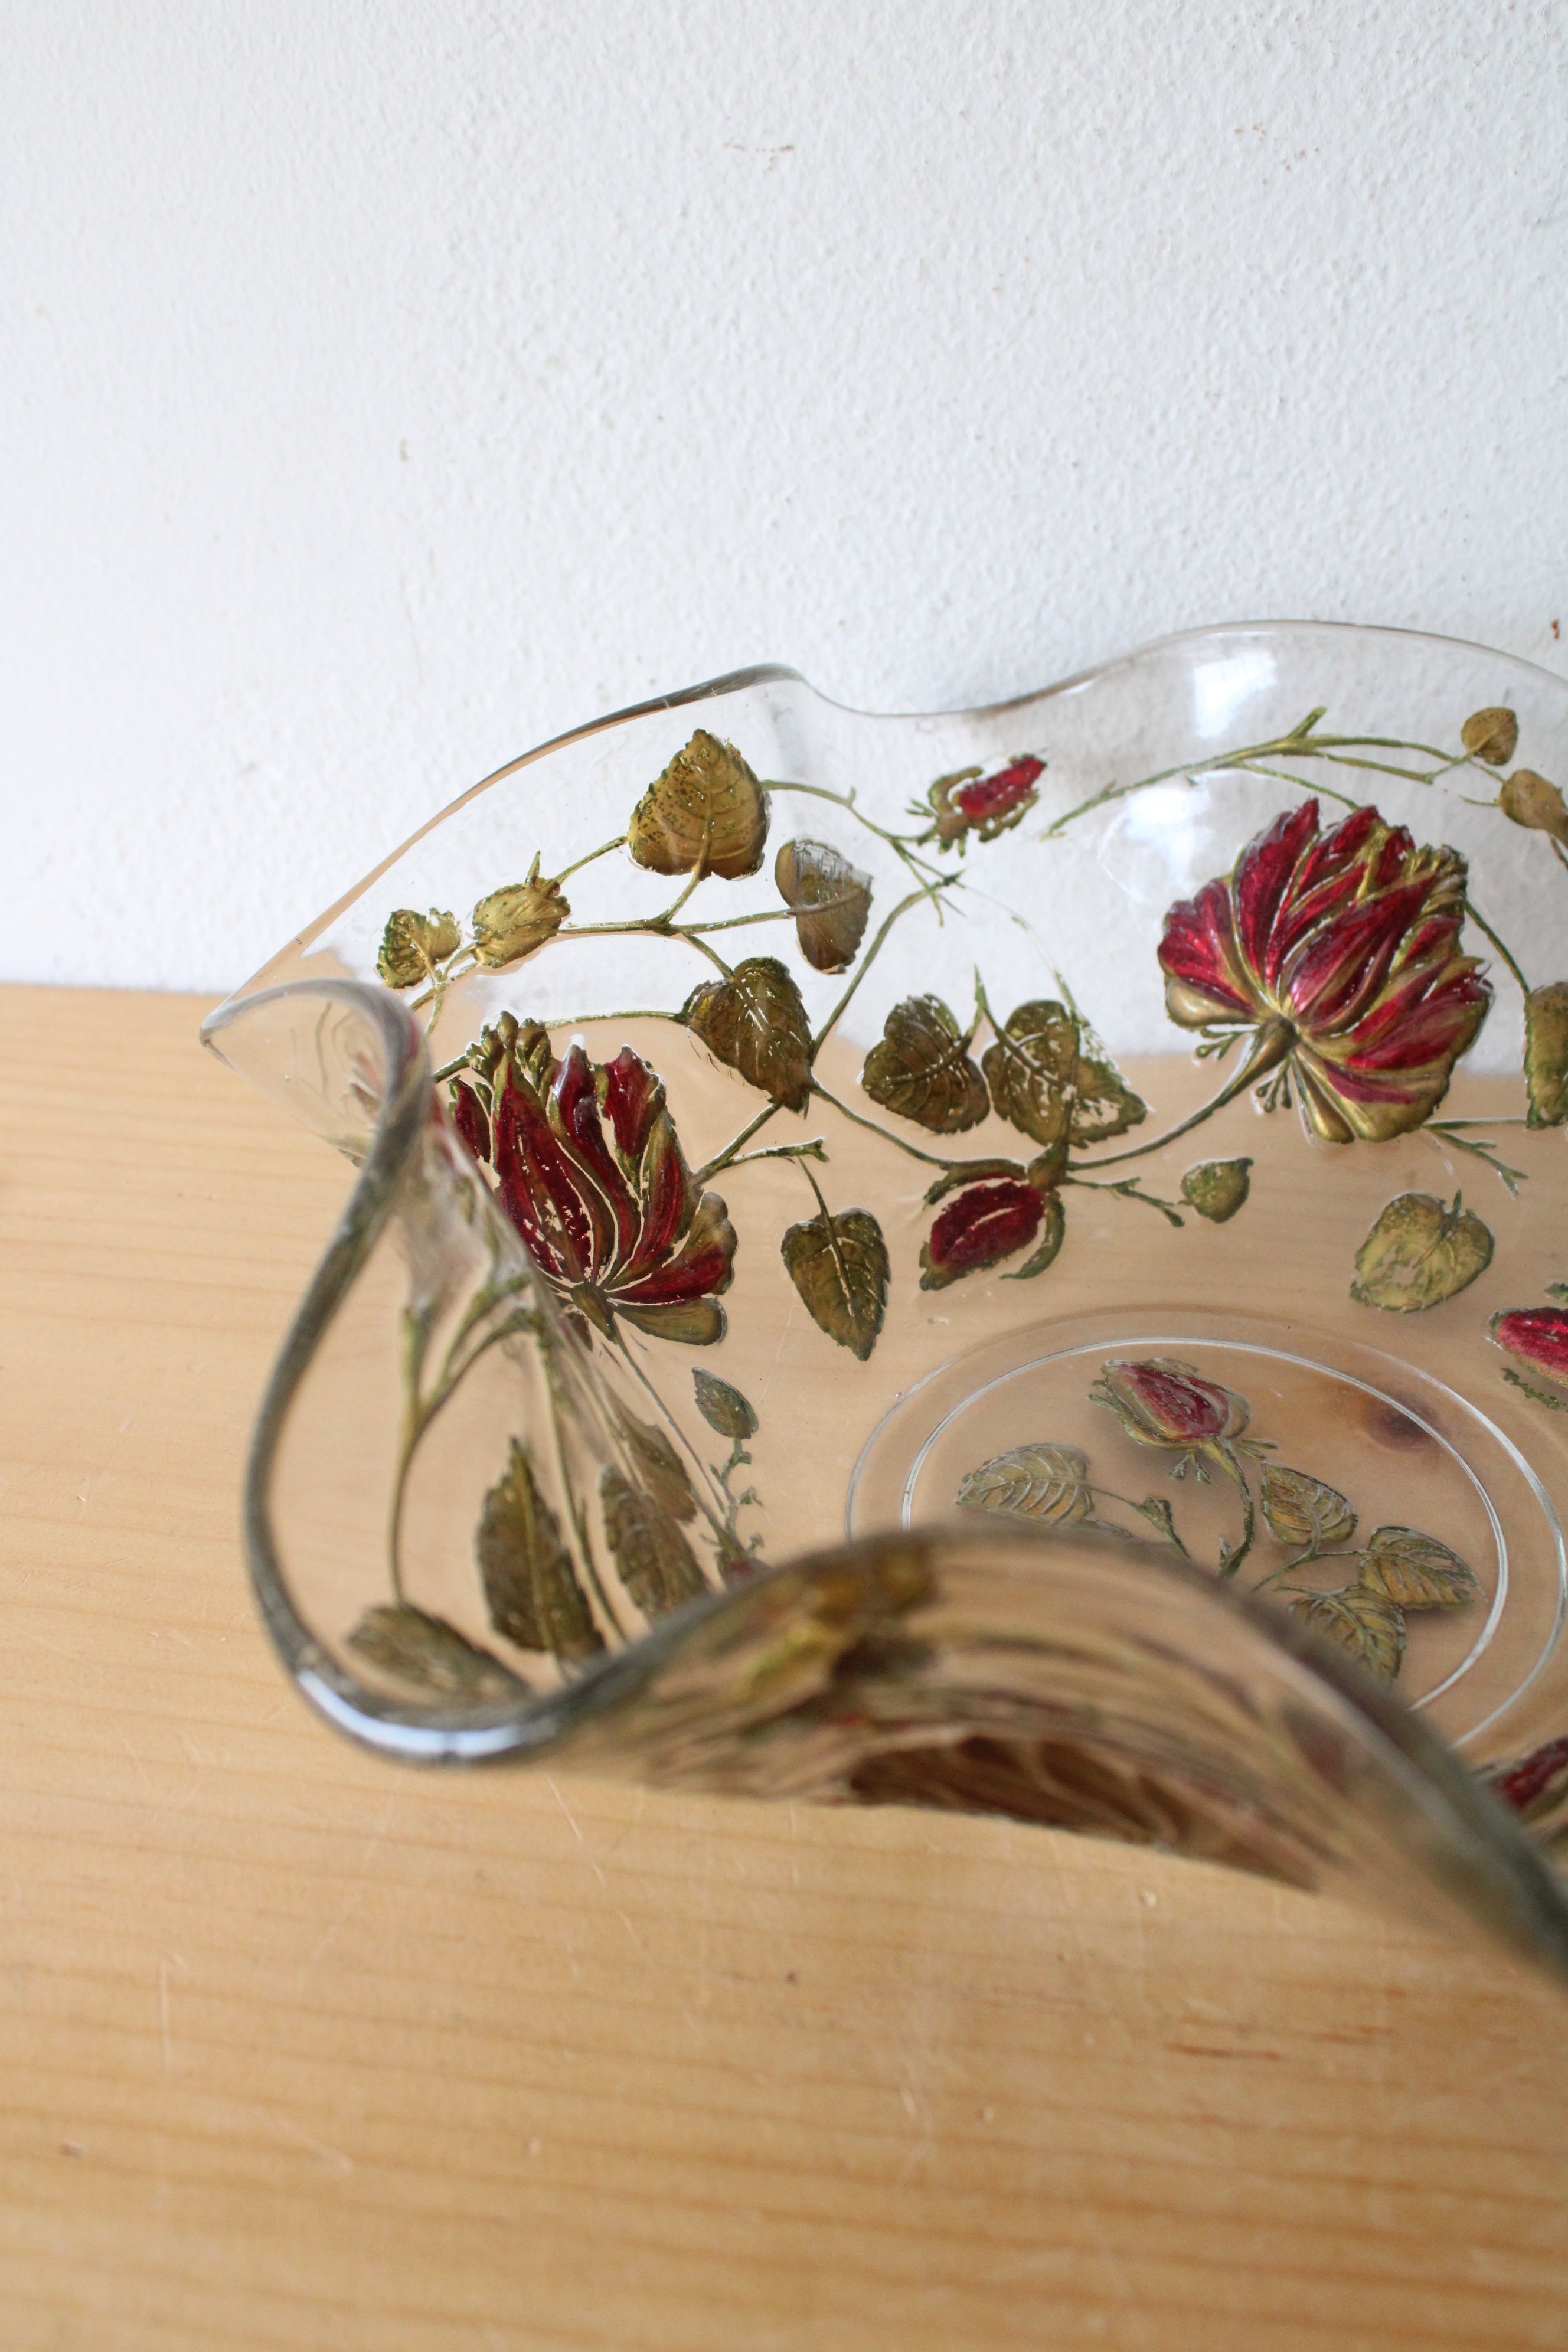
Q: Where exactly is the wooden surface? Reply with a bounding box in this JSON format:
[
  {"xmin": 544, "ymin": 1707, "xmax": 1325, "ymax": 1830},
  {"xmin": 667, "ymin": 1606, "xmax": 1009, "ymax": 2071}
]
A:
[{"xmin": 4, "ymin": 982, "xmax": 1568, "ymax": 2352}]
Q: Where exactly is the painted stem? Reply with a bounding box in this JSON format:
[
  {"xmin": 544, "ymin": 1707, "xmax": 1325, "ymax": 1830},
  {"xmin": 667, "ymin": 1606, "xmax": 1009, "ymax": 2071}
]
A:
[{"xmin": 1069, "ymin": 1017, "xmax": 1296, "ymax": 1172}]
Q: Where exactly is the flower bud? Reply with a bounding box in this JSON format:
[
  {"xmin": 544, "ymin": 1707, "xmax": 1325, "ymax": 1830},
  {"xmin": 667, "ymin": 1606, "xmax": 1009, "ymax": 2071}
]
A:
[
  {"xmin": 1090, "ymin": 1357, "xmax": 1250, "ymax": 1449},
  {"xmin": 1499, "ymin": 769, "xmax": 1568, "ymax": 844},
  {"xmin": 1180, "ymin": 1157, "xmax": 1253, "ymax": 1223},
  {"xmin": 470, "ymin": 856, "xmax": 570, "ymax": 969}
]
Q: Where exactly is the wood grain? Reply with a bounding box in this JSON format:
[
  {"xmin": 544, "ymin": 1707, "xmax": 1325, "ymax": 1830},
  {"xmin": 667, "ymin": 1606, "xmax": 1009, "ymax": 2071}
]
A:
[{"xmin": 2, "ymin": 982, "xmax": 1567, "ymax": 2351}]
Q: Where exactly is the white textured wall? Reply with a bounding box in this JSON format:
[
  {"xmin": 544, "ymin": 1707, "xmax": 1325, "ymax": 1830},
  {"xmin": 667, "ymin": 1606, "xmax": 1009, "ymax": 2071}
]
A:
[{"xmin": 6, "ymin": 1, "xmax": 1566, "ymax": 991}]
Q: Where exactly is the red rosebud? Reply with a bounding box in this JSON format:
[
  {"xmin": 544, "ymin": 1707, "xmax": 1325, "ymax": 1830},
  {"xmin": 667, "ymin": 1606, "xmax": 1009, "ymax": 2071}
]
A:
[
  {"xmin": 1491, "ymin": 1307, "xmax": 1568, "ymax": 1396},
  {"xmin": 919, "ymin": 1176, "xmax": 1044, "ymax": 1290},
  {"xmin": 953, "ymin": 756, "xmax": 1044, "ymax": 824},
  {"xmin": 1090, "ymin": 1357, "xmax": 1250, "ymax": 1450},
  {"xmin": 926, "ymin": 755, "xmax": 1043, "ymax": 846},
  {"xmin": 1489, "ymin": 1735, "xmax": 1568, "ymax": 1821}
]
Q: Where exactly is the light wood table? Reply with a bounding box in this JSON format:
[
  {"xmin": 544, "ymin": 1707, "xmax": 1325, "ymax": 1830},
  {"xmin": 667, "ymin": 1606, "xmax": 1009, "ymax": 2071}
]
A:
[{"xmin": 4, "ymin": 983, "xmax": 1567, "ymax": 2351}]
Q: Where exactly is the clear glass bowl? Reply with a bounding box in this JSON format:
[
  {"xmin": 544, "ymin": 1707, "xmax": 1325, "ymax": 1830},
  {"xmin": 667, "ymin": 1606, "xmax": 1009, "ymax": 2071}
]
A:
[{"xmin": 204, "ymin": 620, "xmax": 1568, "ymax": 1981}]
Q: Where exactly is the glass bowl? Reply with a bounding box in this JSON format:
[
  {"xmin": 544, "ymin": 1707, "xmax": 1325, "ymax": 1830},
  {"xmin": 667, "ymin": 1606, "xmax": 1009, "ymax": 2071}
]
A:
[{"xmin": 204, "ymin": 620, "xmax": 1568, "ymax": 1981}]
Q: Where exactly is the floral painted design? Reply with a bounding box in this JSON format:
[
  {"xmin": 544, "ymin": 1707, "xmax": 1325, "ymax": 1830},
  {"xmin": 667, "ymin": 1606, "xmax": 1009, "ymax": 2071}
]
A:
[
  {"xmin": 917, "ymin": 755, "xmax": 1044, "ymax": 848},
  {"xmin": 450, "ymin": 1019, "xmax": 736, "ymax": 1345},
  {"xmin": 957, "ymin": 1357, "xmax": 1481, "ymax": 1681},
  {"xmin": 355, "ymin": 694, "xmax": 1568, "ymax": 1693},
  {"xmin": 1158, "ymin": 800, "xmax": 1491, "ymax": 1142},
  {"xmin": 1491, "ymin": 1300, "xmax": 1568, "ymax": 1412}
]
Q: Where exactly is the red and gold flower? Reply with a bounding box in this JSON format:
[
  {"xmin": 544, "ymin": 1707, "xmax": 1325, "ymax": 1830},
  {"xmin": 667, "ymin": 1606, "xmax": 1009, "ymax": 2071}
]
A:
[
  {"xmin": 920, "ymin": 1175, "xmax": 1053, "ymax": 1289},
  {"xmin": 1090, "ymin": 1358, "xmax": 1252, "ymax": 1452},
  {"xmin": 1157, "ymin": 800, "xmax": 1491, "ymax": 1142},
  {"xmin": 925, "ymin": 756, "xmax": 1043, "ymax": 847},
  {"xmin": 917, "ymin": 1151, "xmax": 1066, "ymax": 1289},
  {"xmin": 1490, "ymin": 1307, "xmax": 1568, "ymax": 1405},
  {"xmin": 451, "ymin": 1023, "xmax": 736, "ymax": 1344}
]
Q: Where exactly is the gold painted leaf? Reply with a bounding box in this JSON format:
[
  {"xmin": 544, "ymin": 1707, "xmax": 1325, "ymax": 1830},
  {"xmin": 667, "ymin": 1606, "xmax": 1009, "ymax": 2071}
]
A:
[
  {"xmin": 345, "ymin": 1605, "xmax": 525, "ymax": 1700},
  {"xmin": 599, "ymin": 1466, "xmax": 707, "ymax": 1618},
  {"xmin": 1285, "ymin": 1585, "xmax": 1406, "ymax": 1683},
  {"xmin": 1181, "ymin": 1157, "xmax": 1253, "ymax": 1223},
  {"xmin": 692, "ymin": 1368, "xmax": 759, "ymax": 1439},
  {"xmin": 1132, "ymin": 1495, "xmax": 1185, "ymax": 1550},
  {"xmin": 1461, "ymin": 705, "xmax": 1520, "ymax": 765},
  {"xmin": 1357, "ymin": 1525, "xmax": 1481, "ymax": 1611},
  {"xmin": 1260, "ymin": 1463, "xmax": 1357, "ymax": 1551},
  {"xmin": 628, "ymin": 730, "xmax": 769, "ymax": 878},
  {"xmin": 1525, "ymin": 982, "xmax": 1568, "ymax": 1128},
  {"xmin": 955, "ymin": 1442, "xmax": 1093, "ymax": 1524},
  {"xmin": 1008, "ymin": 1190, "xmax": 1066, "ymax": 1280},
  {"xmin": 476, "ymin": 1440, "xmax": 605, "ymax": 1660},
  {"xmin": 860, "ymin": 995, "xmax": 989, "ymax": 1133},
  {"xmin": 781, "ymin": 1202, "xmax": 889, "ymax": 1361},
  {"xmin": 774, "ymin": 839, "xmax": 872, "ymax": 972},
  {"xmin": 1350, "ymin": 1191, "xmax": 1494, "ymax": 1313},
  {"xmin": 615, "ymin": 1416, "xmax": 698, "ymax": 1522},
  {"xmin": 982, "ymin": 999, "xmax": 1078, "ymax": 1145},
  {"xmin": 1067, "ymin": 1028, "xmax": 1149, "ymax": 1146},
  {"xmin": 377, "ymin": 907, "xmax": 460, "ymax": 988},
  {"xmin": 684, "ymin": 956, "xmax": 812, "ymax": 1110},
  {"xmin": 982, "ymin": 999, "xmax": 1147, "ymax": 1148}
]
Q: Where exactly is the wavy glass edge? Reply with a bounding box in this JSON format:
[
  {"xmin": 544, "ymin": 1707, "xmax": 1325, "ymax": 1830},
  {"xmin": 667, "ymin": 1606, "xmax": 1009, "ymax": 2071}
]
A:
[{"xmin": 225, "ymin": 619, "xmax": 1568, "ymax": 995}]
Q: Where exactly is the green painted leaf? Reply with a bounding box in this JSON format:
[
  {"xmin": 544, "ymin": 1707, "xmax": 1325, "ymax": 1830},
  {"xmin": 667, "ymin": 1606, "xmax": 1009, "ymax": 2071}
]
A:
[
  {"xmin": 1006, "ymin": 1190, "xmax": 1067, "ymax": 1280},
  {"xmin": 1525, "ymin": 983, "xmax": 1568, "ymax": 1128},
  {"xmin": 1260, "ymin": 1464, "xmax": 1357, "ymax": 1551},
  {"xmin": 982, "ymin": 998, "xmax": 1146, "ymax": 1148},
  {"xmin": 774, "ymin": 839, "xmax": 872, "ymax": 973},
  {"xmin": 1461, "ymin": 705, "xmax": 1519, "ymax": 765},
  {"xmin": 628, "ymin": 730, "xmax": 769, "ymax": 878},
  {"xmin": 475, "ymin": 1440, "xmax": 605, "ymax": 1661},
  {"xmin": 1285, "ymin": 1585, "xmax": 1406, "ymax": 1683},
  {"xmin": 599, "ymin": 1466, "xmax": 707, "ymax": 1618},
  {"xmin": 1180, "ymin": 1157, "xmax": 1253, "ymax": 1223},
  {"xmin": 781, "ymin": 1203, "xmax": 889, "ymax": 1361},
  {"xmin": 1356, "ymin": 1525, "xmax": 1481, "ymax": 1611},
  {"xmin": 692, "ymin": 1369, "xmax": 759, "ymax": 1439},
  {"xmin": 1350, "ymin": 1191, "xmax": 1494, "ymax": 1312},
  {"xmin": 955, "ymin": 1442, "xmax": 1093, "ymax": 1525},
  {"xmin": 860, "ymin": 995, "xmax": 989, "ymax": 1133},
  {"xmin": 615, "ymin": 1416, "xmax": 698, "ymax": 1521},
  {"xmin": 376, "ymin": 907, "xmax": 460, "ymax": 989},
  {"xmin": 345, "ymin": 1605, "xmax": 525, "ymax": 1700},
  {"xmin": 1067, "ymin": 1029, "xmax": 1149, "ymax": 1146},
  {"xmin": 1131, "ymin": 1495, "xmax": 1186, "ymax": 1552},
  {"xmin": 982, "ymin": 999, "xmax": 1078, "ymax": 1146},
  {"xmin": 684, "ymin": 956, "xmax": 812, "ymax": 1110}
]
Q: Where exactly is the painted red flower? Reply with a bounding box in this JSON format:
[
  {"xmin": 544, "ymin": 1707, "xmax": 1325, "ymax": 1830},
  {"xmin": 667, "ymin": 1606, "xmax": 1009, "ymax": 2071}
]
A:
[
  {"xmin": 918, "ymin": 1151, "xmax": 1066, "ymax": 1290},
  {"xmin": 1489, "ymin": 1735, "xmax": 1568, "ymax": 1822},
  {"xmin": 920, "ymin": 1176, "xmax": 1046, "ymax": 1289},
  {"xmin": 451, "ymin": 1023, "xmax": 736, "ymax": 1344},
  {"xmin": 926, "ymin": 755, "xmax": 1043, "ymax": 847},
  {"xmin": 1158, "ymin": 800, "xmax": 1491, "ymax": 1142},
  {"xmin": 1490, "ymin": 1307, "xmax": 1568, "ymax": 1406},
  {"xmin": 1090, "ymin": 1358, "xmax": 1251, "ymax": 1451}
]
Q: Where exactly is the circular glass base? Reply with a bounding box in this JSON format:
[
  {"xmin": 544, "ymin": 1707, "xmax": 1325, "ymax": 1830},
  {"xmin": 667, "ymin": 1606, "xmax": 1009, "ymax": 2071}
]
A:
[{"xmin": 848, "ymin": 1309, "xmax": 1566, "ymax": 1749}]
